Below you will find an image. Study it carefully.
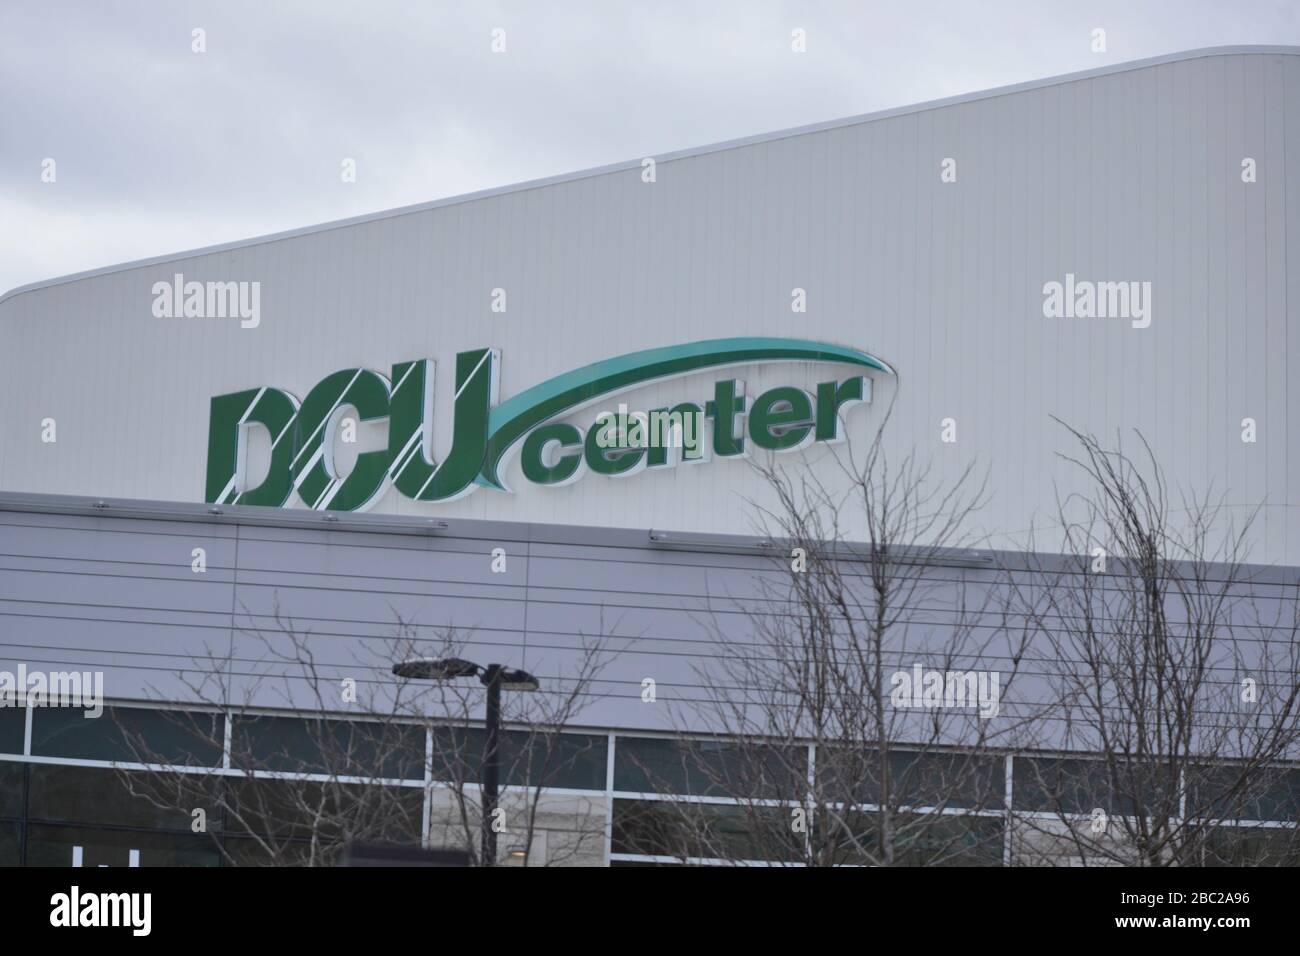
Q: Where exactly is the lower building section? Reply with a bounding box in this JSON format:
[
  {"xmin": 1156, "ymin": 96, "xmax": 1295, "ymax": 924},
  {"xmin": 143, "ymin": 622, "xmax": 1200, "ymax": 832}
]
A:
[
  {"xmin": 0, "ymin": 495, "xmax": 1297, "ymax": 866},
  {"xmin": 0, "ymin": 704, "xmax": 1296, "ymax": 866}
]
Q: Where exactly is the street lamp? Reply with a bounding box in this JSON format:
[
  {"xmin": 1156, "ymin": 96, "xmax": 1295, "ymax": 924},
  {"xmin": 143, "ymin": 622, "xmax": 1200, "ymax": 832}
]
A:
[{"xmin": 392, "ymin": 656, "xmax": 539, "ymax": 866}]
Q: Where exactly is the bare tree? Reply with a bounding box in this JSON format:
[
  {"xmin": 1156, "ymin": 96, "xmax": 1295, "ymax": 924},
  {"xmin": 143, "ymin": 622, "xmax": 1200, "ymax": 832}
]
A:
[
  {"xmin": 113, "ymin": 606, "xmax": 610, "ymax": 866},
  {"xmin": 623, "ymin": 420, "xmax": 1035, "ymax": 866},
  {"xmin": 1008, "ymin": 422, "xmax": 1300, "ymax": 866}
]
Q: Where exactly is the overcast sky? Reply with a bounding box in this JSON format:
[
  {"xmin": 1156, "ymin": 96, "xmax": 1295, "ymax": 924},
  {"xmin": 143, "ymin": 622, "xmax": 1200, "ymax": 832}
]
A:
[{"xmin": 1, "ymin": 0, "xmax": 1296, "ymax": 295}]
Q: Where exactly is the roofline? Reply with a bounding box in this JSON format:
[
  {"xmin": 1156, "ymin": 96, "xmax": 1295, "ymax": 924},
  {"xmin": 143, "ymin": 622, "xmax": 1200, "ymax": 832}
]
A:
[
  {"xmin": 3, "ymin": 44, "xmax": 1297, "ymax": 307},
  {"xmin": 2, "ymin": 489, "xmax": 1297, "ymax": 582}
]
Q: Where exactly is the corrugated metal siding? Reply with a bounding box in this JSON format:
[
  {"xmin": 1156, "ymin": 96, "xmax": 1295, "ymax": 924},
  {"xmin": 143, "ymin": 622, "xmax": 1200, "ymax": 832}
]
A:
[
  {"xmin": 0, "ymin": 49, "xmax": 1297, "ymax": 564},
  {"xmin": 0, "ymin": 501, "xmax": 1293, "ymax": 754}
]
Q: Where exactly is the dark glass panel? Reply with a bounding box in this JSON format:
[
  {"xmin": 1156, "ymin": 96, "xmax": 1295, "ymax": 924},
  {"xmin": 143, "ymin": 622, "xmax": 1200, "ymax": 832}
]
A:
[
  {"xmin": 817, "ymin": 748, "xmax": 1003, "ymax": 811},
  {"xmin": 25, "ymin": 824, "xmax": 219, "ymax": 867},
  {"xmin": 28, "ymin": 764, "xmax": 213, "ymax": 831},
  {"xmin": 32, "ymin": 707, "xmax": 223, "ymax": 766},
  {"xmin": 611, "ymin": 798, "xmax": 797, "ymax": 862},
  {"xmin": 231, "ymin": 715, "xmax": 424, "ymax": 780},
  {"xmin": 0, "ymin": 821, "xmax": 19, "ymax": 865},
  {"xmin": 1199, "ymin": 825, "xmax": 1300, "ymax": 866},
  {"xmin": 430, "ymin": 728, "xmax": 607, "ymax": 791},
  {"xmin": 820, "ymin": 809, "xmax": 1004, "ymax": 866},
  {"xmin": 0, "ymin": 708, "xmax": 23, "ymax": 755},
  {"xmin": 0, "ymin": 760, "xmax": 24, "ymax": 818},
  {"xmin": 224, "ymin": 777, "xmax": 423, "ymax": 848},
  {"xmin": 614, "ymin": 736, "xmax": 805, "ymax": 799},
  {"xmin": 1189, "ymin": 766, "xmax": 1300, "ymax": 823},
  {"xmin": 1012, "ymin": 756, "xmax": 1170, "ymax": 817}
]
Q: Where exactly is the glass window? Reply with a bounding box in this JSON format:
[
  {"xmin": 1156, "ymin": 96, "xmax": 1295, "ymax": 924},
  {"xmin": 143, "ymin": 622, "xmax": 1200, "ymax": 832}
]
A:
[
  {"xmin": 821, "ymin": 810, "xmax": 1004, "ymax": 866},
  {"xmin": 224, "ymin": 777, "xmax": 423, "ymax": 849},
  {"xmin": 1199, "ymin": 825, "xmax": 1300, "ymax": 866},
  {"xmin": 1012, "ymin": 756, "xmax": 1170, "ymax": 816},
  {"xmin": 212, "ymin": 835, "xmax": 318, "ymax": 867},
  {"xmin": 609, "ymin": 858, "xmax": 690, "ymax": 867},
  {"xmin": 0, "ymin": 707, "xmax": 23, "ymax": 755},
  {"xmin": 817, "ymin": 748, "xmax": 1004, "ymax": 811},
  {"xmin": 31, "ymin": 706, "xmax": 223, "ymax": 766},
  {"xmin": 0, "ymin": 821, "xmax": 19, "ymax": 865},
  {"xmin": 614, "ymin": 736, "xmax": 805, "ymax": 799},
  {"xmin": 231, "ymin": 715, "xmax": 424, "ymax": 780},
  {"xmin": 25, "ymin": 824, "xmax": 219, "ymax": 867},
  {"xmin": 1014, "ymin": 756, "xmax": 1088, "ymax": 812},
  {"xmin": 0, "ymin": 760, "xmax": 24, "ymax": 819},
  {"xmin": 429, "ymin": 728, "xmax": 607, "ymax": 791},
  {"xmin": 516, "ymin": 731, "xmax": 606, "ymax": 791},
  {"xmin": 611, "ymin": 798, "xmax": 798, "ymax": 862},
  {"xmin": 215, "ymin": 834, "xmax": 454, "ymax": 867},
  {"xmin": 28, "ymin": 764, "xmax": 213, "ymax": 831},
  {"xmin": 1189, "ymin": 766, "xmax": 1300, "ymax": 823}
]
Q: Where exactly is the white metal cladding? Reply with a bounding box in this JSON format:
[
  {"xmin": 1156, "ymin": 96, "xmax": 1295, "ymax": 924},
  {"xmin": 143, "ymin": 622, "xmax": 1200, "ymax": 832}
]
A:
[
  {"xmin": 1, "ymin": 47, "xmax": 1299, "ymax": 564},
  {"xmin": 0, "ymin": 495, "xmax": 1295, "ymax": 755}
]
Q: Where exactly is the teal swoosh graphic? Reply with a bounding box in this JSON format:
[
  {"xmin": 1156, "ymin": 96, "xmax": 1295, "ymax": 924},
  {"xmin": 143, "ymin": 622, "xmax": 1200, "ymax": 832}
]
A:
[{"xmin": 478, "ymin": 336, "xmax": 894, "ymax": 489}]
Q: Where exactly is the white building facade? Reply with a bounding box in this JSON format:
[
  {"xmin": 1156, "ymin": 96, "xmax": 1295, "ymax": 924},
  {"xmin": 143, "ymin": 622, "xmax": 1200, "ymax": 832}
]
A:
[{"xmin": 0, "ymin": 47, "xmax": 1297, "ymax": 867}]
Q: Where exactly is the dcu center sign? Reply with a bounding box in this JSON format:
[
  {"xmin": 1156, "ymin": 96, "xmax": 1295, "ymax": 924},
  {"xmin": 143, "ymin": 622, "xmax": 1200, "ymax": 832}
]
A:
[{"xmin": 205, "ymin": 337, "xmax": 893, "ymax": 513}]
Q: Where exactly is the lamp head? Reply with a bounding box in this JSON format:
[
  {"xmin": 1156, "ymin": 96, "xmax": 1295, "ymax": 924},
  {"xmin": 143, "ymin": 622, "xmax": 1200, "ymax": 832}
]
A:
[{"xmin": 392, "ymin": 657, "xmax": 481, "ymax": 680}]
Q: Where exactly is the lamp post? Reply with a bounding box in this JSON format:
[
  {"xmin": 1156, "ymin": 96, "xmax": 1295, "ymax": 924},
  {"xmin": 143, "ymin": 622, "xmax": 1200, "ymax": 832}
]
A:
[{"xmin": 392, "ymin": 656, "xmax": 539, "ymax": 866}]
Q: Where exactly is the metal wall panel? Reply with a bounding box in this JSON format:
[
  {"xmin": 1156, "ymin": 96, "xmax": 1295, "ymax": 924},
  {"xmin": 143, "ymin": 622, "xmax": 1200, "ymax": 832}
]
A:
[
  {"xmin": 0, "ymin": 498, "xmax": 1294, "ymax": 756},
  {"xmin": 1, "ymin": 48, "xmax": 1297, "ymax": 568}
]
